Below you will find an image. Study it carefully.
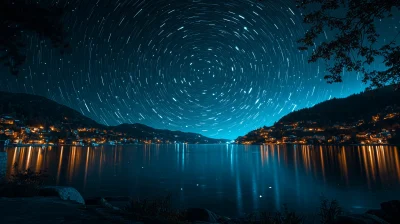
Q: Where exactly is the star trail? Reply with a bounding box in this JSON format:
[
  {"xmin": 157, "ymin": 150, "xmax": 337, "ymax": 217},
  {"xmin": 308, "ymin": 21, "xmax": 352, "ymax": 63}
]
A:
[{"xmin": 0, "ymin": 0, "xmax": 367, "ymax": 139}]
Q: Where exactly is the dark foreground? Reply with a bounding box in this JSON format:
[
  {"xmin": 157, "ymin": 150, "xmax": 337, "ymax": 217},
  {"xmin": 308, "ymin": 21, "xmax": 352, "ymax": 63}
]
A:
[
  {"xmin": 5, "ymin": 144, "xmax": 400, "ymax": 217},
  {"xmin": 0, "ymin": 197, "xmax": 114, "ymax": 224},
  {"xmin": 1, "ymin": 186, "xmax": 400, "ymax": 224}
]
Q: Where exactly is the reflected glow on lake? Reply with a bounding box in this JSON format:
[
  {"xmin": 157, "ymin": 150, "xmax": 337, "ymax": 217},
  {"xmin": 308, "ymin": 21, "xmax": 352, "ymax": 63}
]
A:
[{"xmin": 4, "ymin": 144, "xmax": 400, "ymax": 216}]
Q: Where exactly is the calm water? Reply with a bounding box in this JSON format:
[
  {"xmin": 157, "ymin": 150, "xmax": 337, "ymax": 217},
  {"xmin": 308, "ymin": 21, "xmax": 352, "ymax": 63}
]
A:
[{"xmin": 4, "ymin": 144, "xmax": 400, "ymax": 217}]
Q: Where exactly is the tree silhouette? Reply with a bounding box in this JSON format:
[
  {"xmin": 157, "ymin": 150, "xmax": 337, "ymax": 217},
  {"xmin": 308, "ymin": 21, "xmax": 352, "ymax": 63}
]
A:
[
  {"xmin": 0, "ymin": 0, "xmax": 69, "ymax": 76},
  {"xmin": 297, "ymin": 0, "xmax": 400, "ymax": 89}
]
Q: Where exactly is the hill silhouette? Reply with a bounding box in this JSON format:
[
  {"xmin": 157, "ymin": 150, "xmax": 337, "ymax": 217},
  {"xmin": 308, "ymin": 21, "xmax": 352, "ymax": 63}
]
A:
[
  {"xmin": 0, "ymin": 91, "xmax": 101, "ymax": 128},
  {"xmin": 278, "ymin": 86, "xmax": 400, "ymax": 125},
  {"xmin": 237, "ymin": 86, "xmax": 400, "ymax": 145},
  {"xmin": 0, "ymin": 91, "xmax": 226, "ymax": 143}
]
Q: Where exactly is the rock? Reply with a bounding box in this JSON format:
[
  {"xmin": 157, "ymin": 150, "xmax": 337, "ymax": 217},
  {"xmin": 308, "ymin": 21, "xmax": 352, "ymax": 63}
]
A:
[
  {"xmin": 367, "ymin": 209, "xmax": 391, "ymax": 223},
  {"xmin": 379, "ymin": 200, "xmax": 400, "ymax": 223},
  {"xmin": 39, "ymin": 186, "xmax": 85, "ymax": 205},
  {"xmin": 99, "ymin": 197, "xmax": 121, "ymax": 211},
  {"xmin": 85, "ymin": 197, "xmax": 102, "ymax": 205},
  {"xmin": 193, "ymin": 222, "xmax": 220, "ymax": 224},
  {"xmin": 93, "ymin": 207, "xmax": 142, "ymax": 224},
  {"xmin": 185, "ymin": 208, "xmax": 219, "ymax": 223},
  {"xmin": 363, "ymin": 214, "xmax": 390, "ymax": 224},
  {"xmin": 381, "ymin": 200, "xmax": 400, "ymax": 214},
  {"xmin": 0, "ymin": 197, "xmax": 111, "ymax": 223},
  {"xmin": 217, "ymin": 215, "xmax": 232, "ymax": 224},
  {"xmin": 85, "ymin": 196, "xmax": 130, "ymax": 205},
  {"xmin": 104, "ymin": 196, "xmax": 131, "ymax": 202},
  {"xmin": 331, "ymin": 214, "xmax": 388, "ymax": 224}
]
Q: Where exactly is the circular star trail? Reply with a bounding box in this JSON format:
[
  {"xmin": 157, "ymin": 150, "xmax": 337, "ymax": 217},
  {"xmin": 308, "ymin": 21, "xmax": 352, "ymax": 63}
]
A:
[{"xmin": 0, "ymin": 0, "xmax": 366, "ymax": 139}]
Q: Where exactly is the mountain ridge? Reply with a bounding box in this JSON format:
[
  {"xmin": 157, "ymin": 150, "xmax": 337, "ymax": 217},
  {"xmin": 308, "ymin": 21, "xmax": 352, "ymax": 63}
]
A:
[
  {"xmin": 0, "ymin": 91, "xmax": 227, "ymax": 143},
  {"xmin": 278, "ymin": 85, "xmax": 400, "ymax": 125},
  {"xmin": 237, "ymin": 85, "xmax": 400, "ymax": 145}
]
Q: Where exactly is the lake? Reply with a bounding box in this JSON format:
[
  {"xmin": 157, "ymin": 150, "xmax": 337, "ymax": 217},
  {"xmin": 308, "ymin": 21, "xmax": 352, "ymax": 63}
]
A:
[{"xmin": 2, "ymin": 144, "xmax": 400, "ymax": 217}]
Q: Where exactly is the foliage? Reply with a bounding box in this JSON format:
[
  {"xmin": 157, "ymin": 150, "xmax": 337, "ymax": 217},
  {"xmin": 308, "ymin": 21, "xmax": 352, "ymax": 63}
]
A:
[
  {"xmin": 244, "ymin": 204, "xmax": 304, "ymax": 224},
  {"xmin": 240, "ymin": 199, "xmax": 341, "ymax": 224},
  {"xmin": 297, "ymin": 0, "xmax": 400, "ymax": 89},
  {"xmin": 319, "ymin": 197, "xmax": 343, "ymax": 224},
  {"xmin": 0, "ymin": 0, "xmax": 69, "ymax": 75},
  {"xmin": 120, "ymin": 194, "xmax": 344, "ymax": 224},
  {"xmin": 123, "ymin": 194, "xmax": 187, "ymax": 224},
  {"xmin": 0, "ymin": 163, "xmax": 48, "ymax": 197}
]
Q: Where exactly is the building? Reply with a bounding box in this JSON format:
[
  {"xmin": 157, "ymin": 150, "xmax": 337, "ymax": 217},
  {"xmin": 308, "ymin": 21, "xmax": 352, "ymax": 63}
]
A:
[
  {"xmin": 0, "ymin": 116, "xmax": 14, "ymax": 125},
  {"xmin": 4, "ymin": 129, "xmax": 14, "ymax": 136},
  {"xmin": 313, "ymin": 134, "xmax": 326, "ymax": 141}
]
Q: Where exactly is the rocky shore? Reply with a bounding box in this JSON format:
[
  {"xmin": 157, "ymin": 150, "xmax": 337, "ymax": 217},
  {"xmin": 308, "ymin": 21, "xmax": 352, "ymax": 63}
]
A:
[{"xmin": 0, "ymin": 186, "xmax": 399, "ymax": 224}]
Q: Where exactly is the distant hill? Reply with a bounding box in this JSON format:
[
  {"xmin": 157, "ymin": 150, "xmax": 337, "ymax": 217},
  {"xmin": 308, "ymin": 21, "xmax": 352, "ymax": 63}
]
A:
[
  {"xmin": 0, "ymin": 91, "xmax": 227, "ymax": 143},
  {"xmin": 236, "ymin": 85, "xmax": 400, "ymax": 144},
  {"xmin": 278, "ymin": 85, "xmax": 400, "ymax": 125},
  {"xmin": 0, "ymin": 91, "xmax": 102, "ymax": 128},
  {"xmin": 111, "ymin": 123, "xmax": 225, "ymax": 143}
]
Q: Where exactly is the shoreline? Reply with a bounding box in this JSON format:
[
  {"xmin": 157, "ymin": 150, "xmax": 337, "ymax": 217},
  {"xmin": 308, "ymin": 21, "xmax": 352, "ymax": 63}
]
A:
[
  {"xmin": 3, "ymin": 143, "xmax": 397, "ymax": 148},
  {"xmin": 1, "ymin": 185, "xmax": 399, "ymax": 224},
  {"xmin": 247, "ymin": 143, "xmax": 396, "ymax": 146},
  {"xmin": 3, "ymin": 143, "xmax": 188, "ymax": 148}
]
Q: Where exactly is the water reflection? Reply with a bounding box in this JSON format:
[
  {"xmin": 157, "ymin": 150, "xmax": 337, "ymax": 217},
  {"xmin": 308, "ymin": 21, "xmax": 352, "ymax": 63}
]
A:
[
  {"xmin": 257, "ymin": 145, "xmax": 400, "ymax": 188},
  {"xmin": 5, "ymin": 144, "xmax": 400, "ymax": 216}
]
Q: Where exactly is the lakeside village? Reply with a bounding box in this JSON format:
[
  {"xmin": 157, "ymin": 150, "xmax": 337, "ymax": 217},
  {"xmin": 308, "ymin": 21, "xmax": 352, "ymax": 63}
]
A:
[
  {"xmin": 1, "ymin": 111, "xmax": 400, "ymax": 147},
  {"xmin": 236, "ymin": 112, "xmax": 400, "ymax": 145},
  {"xmin": 0, "ymin": 115, "xmax": 189, "ymax": 147}
]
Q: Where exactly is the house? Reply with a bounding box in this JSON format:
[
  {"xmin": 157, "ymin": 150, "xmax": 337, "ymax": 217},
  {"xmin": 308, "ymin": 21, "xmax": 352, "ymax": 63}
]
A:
[
  {"xmin": 381, "ymin": 131, "xmax": 392, "ymax": 138},
  {"xmin": 356, "ymin": 132, "xmax": 368, "ymax": 138},
  {"xmin": 30, "ymin": 140, "xmax": 44, "ymax": 144},
  {"xmin": 0, "ymin": 116, "xmax": 14, "ymax": 125},
  {"xmin": 313, "ymin": 134, "xmax": 326, "ymax": 141},
  {"xmin": 4, "ymin": 129, "xmax": 14, "ymax": 136},
  {"xmin": 267, "ymin": 137, "xmax": 276, "ymax": 142},
  {"xmin": 370, "ymin": 134, "xmax": 384, "ymax": 143},
  {"xmin": 331, "ymin": 136, "xmax": 340, "ymax": 142},
  {"xmin": 13, "ymin": 139, "xmax": 22, "ymax": 144},
  {"xmin": 342, "ymin": 135, "xmax": 352, "ymax": 141},
  {"xmin": 73, "ymin": 139, "xmax": 85, "ymax": 146},
  {"xmin": 281, "ymin": 135, "xmax": 297, "ymax": 143},
  {"xmin": 384, "ymin": 113, "xmax": 397, "ymax": 120},
  {"xmin": 283, "ymin": 125, "xmax": 294, "ymax": 130}
]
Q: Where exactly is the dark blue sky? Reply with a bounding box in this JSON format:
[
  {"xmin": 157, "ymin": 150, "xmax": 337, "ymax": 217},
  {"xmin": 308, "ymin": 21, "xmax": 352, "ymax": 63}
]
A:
[{"xmin": 0, "ymin": 0, "xmax": 383, "ymax": 139}]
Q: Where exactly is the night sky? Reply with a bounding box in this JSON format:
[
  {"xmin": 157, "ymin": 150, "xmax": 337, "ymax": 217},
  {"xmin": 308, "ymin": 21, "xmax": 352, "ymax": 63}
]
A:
[{"xmin": 0, "ymin": 0, "xmax": 379, "ymax": 139}]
